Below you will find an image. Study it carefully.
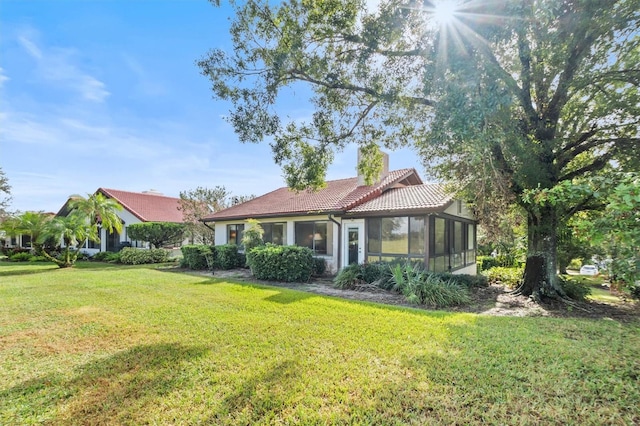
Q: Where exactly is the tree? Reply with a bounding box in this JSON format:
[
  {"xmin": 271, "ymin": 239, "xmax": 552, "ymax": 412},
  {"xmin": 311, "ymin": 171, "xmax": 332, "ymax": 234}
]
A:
[
  {"xmin": 0, "ymin": 211, "xmax": 53, "ymax": 251},
  {"xmin": 199, "ymin": 0, "xmax": 640, "ymax": 300},
  {"xmin": 68, "ymin": 192, "xmax": 123, "ymax": 235},
  {"xmin": 40, "ymin": 213, "xmax": 98, "ymax": 268},
  {"xmin": 127, "ymin": 222, "xmax": 186, "ymax": 249},
  {"xmin": 0, "ymin": 167, "xmax": 11, "ymax": 219},
  {"xmin": 572, "ymin": 173, "xmax": 640, "ymax": 290},
  {"xmin": 179, "ymin": 186, "xmax": 229, "ymax": 244}
]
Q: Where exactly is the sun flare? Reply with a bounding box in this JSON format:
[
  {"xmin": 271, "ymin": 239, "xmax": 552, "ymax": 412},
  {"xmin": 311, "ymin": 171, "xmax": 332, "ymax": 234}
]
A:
[{"xmin": 432, "ymin": 0, "xmax": 458, "ymax": 25}]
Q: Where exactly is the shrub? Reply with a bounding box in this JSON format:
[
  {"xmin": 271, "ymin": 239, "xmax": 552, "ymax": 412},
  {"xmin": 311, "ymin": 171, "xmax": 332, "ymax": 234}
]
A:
[
  {"xmin": 568, "ymin": 258, "xmax": 583, "ymax": 271},
  {"xmin": 430, "ymin": 272, "xmax": 488, "ymax": 288},
  {"xmin": 91, "ymin": 251, "xmax": 121, "ymax": 263},
  {"xmin": 477, "ymin": 256, "xmax": 499, "ymax": 271},
  {"xmin": 180, "ymin": 245, "xmax": 212, "ymax": 270},
  {"xmin": 249, "ymin": 244, "xmax": 314, "ymax": 282},
  {"xmin": 483, "ymin": 266, "xmax": 524, "ymax": 288},
  {"xmin": 10, "ymin": 252, "xmax": 33, "ymax": 262},
  {"xmin": 119, "ymin": 247, "xmax": 169, "ymax": 265},
  {"xmin": 558, "ymin": 277, "xmax": 592, "ymax": 301},
  {"xmin": 389, "ymin": 263, "xmax": 470, "ymax": 307},
  {"xmin": 215, "ymin": 244, "xmax": 242, "ymax": 270},
  {"xmin": 333, "ymin": 263, "xmax": 364, "ymax": 289},
  {"xmin": 312, "ymin": 257, "xmax": 327, "ymax": 277}
]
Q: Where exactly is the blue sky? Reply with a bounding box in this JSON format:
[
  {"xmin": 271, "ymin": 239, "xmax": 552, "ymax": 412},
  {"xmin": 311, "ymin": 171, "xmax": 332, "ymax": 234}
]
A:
[{"xmin": 0, "ymin": 0, "xmax": 424, "ymax": 213}]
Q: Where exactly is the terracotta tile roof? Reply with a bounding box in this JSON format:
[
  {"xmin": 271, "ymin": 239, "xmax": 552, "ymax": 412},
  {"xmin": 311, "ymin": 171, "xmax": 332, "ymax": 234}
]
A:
[
  {"xmin": 203, "ymin": 168, "xmax": 421, "ymax": 221},
  {"xmin": 347, "ymin": 184, "xmax": 453, "ymax": 213},
  {"xmin": 98, "ymin": 188, "xmax": 185, "ymax": 223}
]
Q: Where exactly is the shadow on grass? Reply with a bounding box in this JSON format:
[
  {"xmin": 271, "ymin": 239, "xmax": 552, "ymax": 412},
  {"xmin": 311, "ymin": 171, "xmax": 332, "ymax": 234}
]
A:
[
  {"xmin": 0, "ymin": 343, "xmax": 209, "ymax": 424},
  {"xmin": 0, "ymin": 262, "xmax": 59, "ymax": 277},
  {"xmin": 205, "ymin": 360, "xmax": 300, "ymax": 424}
]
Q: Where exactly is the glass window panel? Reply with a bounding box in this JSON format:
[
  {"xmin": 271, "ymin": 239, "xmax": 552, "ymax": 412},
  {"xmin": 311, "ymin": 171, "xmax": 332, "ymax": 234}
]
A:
[
  {"xmin": 381, "ymin": 217, "xmax": 408, "ymax": 254},
  {"xmin": 467, "ymin": 250, "xmax": 476, "ymax": 265},
  {"xmin": 295, "ymin": 222, "xmax": 314, "ymax": 250},
  {"xmin": 314, "ymin": 222, "xmax": 327, "ymax": 255},
  {"xmin": 468, "ymin": 224, "xmax": 475, "ymax": 250},
  {"xmin": 409, "ymin": 216, "xmax": 425, "ymax": 255},
  {"xmin": 367, "ymin": 218, "xmax": 381, "ymax": 253},
  {"xmin": 263, "ymin": 223, "xmax": 286, "ymax": 246},
  {"xmin": 454, "ymin": 221, "xmax": 463, "ymax": 254},
  {"xmin": 434, "ymin": 218, "xmax": 446, "ymax": 255}
]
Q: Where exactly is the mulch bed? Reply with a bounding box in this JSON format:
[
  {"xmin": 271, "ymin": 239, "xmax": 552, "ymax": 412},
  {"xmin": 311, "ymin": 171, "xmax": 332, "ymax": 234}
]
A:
[{"xmin": 183, "ymin": 268, "xmax": 639, "ymax": 322}]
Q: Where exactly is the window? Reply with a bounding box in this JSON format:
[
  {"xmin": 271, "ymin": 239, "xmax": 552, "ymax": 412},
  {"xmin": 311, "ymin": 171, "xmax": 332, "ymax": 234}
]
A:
[
  {"xmin": 262, "ymin": 223, "xmax": 285, "ymax": 245},
  {"xmin": 227, "ymin": 224, "xmax": 244, "ymax": 246},
  {"xmin": 429, "ymin": 216, "xmax": 477, "ymax": 272},
  {"xmin": 295, "ymin": 221, "xmax": 332, "ymax": 255},
  {"xmin": 367, "ymin": 216, "xmax": 426, "ymax": 263}
]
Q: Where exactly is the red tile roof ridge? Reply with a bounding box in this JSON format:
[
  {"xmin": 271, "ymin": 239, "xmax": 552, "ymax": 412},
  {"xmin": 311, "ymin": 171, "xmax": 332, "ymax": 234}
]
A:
[{"xmin": 97, "ymin": 187, "xmax": 184, "ymax": 223}]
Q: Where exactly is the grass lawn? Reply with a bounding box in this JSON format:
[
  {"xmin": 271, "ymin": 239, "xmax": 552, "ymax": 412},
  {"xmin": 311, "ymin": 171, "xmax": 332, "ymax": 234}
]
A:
[{"xmin": 1, "ymin": 262, "xmax": 639, "ymax": 425}]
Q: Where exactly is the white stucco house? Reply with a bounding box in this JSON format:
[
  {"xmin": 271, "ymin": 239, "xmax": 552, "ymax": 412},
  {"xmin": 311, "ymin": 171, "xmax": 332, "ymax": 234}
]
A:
[
  {"xmin": 57, "ymin": 188, "xmax": 188, "ymax": 255},
  {"xmin": 202, "ymin": 155, "xmax": 477, "ymax": 275}
]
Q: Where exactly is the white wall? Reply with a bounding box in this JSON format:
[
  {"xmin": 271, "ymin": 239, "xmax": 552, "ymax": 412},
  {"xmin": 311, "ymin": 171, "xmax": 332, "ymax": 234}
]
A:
[
  {"xmin": 212, "ymin": 215, "xmax": 342, "ymax": 273},
  {"xmin": 444, "ymin": 199, "xmax": 474, "ymax": 220}
]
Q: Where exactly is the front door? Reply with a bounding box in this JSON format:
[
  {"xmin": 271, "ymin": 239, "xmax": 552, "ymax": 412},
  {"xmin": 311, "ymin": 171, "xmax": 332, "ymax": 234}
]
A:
[{"xmin": 342, "ymin": 220, "xmax": 365, "ymax": 266}]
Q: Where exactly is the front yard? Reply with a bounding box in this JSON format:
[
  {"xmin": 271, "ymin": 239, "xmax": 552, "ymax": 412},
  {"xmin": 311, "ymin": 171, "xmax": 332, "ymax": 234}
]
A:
[{"xmin": 1, "ymin": 262, "xmax": 639, "ymax": 424}]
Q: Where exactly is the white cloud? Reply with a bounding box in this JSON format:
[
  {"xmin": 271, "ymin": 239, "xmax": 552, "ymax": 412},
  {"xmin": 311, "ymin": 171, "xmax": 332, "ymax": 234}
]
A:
[
  {"xmin": 17, "ymin": 33, "xmax": 110, "ymax": 103},
  {"xmin": 0, "ymin": 67, "xmax": 10, "ymax": 89}
]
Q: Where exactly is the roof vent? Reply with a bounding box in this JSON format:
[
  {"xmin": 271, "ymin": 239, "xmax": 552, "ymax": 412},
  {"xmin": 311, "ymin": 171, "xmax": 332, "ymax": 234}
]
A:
[{"xmin": 142, "ymin": 189, "xmax": 164, "ymax": 196}]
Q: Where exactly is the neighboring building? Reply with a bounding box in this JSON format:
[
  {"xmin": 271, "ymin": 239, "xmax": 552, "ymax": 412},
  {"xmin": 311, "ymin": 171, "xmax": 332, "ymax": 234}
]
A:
[
  {"xmin": 0, "ymin": 212, "xmax": 56, "ymax": 250},
  {"xmin": 202, "ymin": 154, "xmax": 477, "ymax": 274},
  {"xmin": 57, "ymin": 188, "xmax": 187, "ymax": 254}
]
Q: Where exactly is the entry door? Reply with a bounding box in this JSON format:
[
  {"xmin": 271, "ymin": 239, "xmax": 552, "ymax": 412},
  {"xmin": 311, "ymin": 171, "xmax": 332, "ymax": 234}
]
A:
[{"xmin": 343, "ymin": 220, "xmax": 365, "ymax": 266}]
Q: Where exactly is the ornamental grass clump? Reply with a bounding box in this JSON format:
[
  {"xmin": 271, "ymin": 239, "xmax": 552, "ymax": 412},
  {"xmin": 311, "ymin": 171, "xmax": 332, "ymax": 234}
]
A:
[{"xmin": 390, "ymin": 263, "xmax": 470, "ymax": 307}]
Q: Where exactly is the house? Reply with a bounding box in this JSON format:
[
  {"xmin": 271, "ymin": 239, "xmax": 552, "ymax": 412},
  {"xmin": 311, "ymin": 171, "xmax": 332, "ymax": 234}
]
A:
[
  {"xmin": 57, "ymin": 188, "xmax": 187, "ymax": 254},
  {"xmin": 202, "ymin": 154, "xmax": 477, "ymax": 275}
]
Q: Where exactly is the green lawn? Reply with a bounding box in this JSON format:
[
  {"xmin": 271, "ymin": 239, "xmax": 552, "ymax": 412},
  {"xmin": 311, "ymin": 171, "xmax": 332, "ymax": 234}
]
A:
[{"xmin": 1, "ymin": 262, "xmax": 639, "ymax": 425}]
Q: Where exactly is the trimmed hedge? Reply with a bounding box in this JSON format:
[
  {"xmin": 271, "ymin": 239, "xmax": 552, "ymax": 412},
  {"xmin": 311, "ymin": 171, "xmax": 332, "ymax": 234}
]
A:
[
  {"xmin": 312, "ymin": 257, "xmax": 327, "ymax": 277},
  {"xmin": 214, "ymin": 244, "xmax": 242, "ymax": 270},
  {"xmin": 181, "ymin": 245, "xmax": 212, "ymax": 270},
  {"xmin": 119, "ymin": 247, "xmax": 169, "ymax": 265},
  {"xmin": 248, "ymin": 244, "xmax": 314, "ymax": 282}
]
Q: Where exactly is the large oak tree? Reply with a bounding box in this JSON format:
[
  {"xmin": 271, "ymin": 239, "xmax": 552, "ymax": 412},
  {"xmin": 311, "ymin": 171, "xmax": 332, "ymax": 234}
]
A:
[{"xmin": 199, "ymin": 0, "xmax": 640, "ymax": 299}]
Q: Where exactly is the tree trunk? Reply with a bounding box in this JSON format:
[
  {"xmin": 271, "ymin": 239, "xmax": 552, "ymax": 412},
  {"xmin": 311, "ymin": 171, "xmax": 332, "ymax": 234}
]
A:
[{"xmin": 517, "ymin": 205, "xmax": 565, "ymax": 299}]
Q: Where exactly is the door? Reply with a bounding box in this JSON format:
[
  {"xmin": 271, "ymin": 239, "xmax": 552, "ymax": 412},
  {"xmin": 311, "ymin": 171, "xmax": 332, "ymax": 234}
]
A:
[{"xmin": 342, "ymin": 220, "xmax": 365, "ymax": 266}]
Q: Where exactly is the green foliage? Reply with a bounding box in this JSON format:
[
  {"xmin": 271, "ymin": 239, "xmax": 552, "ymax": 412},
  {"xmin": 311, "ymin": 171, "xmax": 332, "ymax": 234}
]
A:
[
  {"xmin": 568, "ymin": 258, "xmax": 583, "ymax": 270},
  {"xmin": 477, "ymin": 256, "xmax": 498, "ymax": 271},
  {"xmin": 312, "ymin": 257, "xmax": 326, "ymax": 277},
  {"xmin": 127, "ymin": 222, "xmax": 185, "ymax": 249},
  {"xmin": 9, "ymin": 252, "xmax": 33, "ymax": 262},
  {"xmin": 119, "ymin": 248, "xmax": 169, "ymax": 265},
  {"xmin": 200, "ymin": 0, "xmax": 640, "ymax": 297},
  {"xmin": 389, "ymin": 263, "xmax": 470, "ymax": 307},
  {"xmin": 241, "ymin": 219, "xmax": 265, "ymax": 265},
  {"xmin": 558, "ymin": 276, "xmax": 592, "ymax": 301},
  {"xmin": 248, "ymin": 244, "xmax": 314, "ymax": 282},
  {"xmin": 91, "ymin": 251, "xmax": 121, "ymax": 263},
  {"xmin": 214, "ymin": 244, "xmax": 242, "ymax": 270},
  {"xmin": 483, "ymin": 267, "xmax": 525, "ymax": 289},
  {"xmin": 180, "ymin": 245, "xmax": 212, "ymax": 270},
  {"xmin": 429, "ymin": 272, "xmax": 488, "ymax": 289},
  {"xmin": 333, "ymin": 263, "xmax": 364, "ymax": 289}
]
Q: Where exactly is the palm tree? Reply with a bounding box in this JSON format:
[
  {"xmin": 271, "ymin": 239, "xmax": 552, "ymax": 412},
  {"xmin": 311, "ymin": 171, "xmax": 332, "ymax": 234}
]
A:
[
  {"xmin": 0, "ymin": 211, "xmax": 53, "ymax": 251},
  {"xmin": 69, "ymin": 192, "xmax": 123, "ymax": 234},
  {"xmin": 39, "ymin": 213, "xmax": 98, "ymax": 268}
]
